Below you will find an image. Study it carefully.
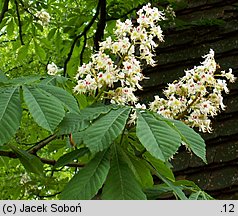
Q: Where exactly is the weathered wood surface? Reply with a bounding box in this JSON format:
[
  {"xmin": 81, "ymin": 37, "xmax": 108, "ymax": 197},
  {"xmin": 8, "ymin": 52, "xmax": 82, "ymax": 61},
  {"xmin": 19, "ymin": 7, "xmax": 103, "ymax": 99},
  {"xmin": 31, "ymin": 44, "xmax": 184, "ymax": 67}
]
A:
[{"xmin": 141, "ymin": 0, "xmax": 238, "ymax": 199}]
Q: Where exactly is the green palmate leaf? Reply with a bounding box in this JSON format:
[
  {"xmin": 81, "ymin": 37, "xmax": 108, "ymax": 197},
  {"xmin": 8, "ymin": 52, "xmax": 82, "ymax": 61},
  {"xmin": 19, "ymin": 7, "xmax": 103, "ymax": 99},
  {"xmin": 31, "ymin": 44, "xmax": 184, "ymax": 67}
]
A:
[
  {"xmin": 171, "ymin": 180, "xmax": 214, "ymax": 200},
  {"xmin": 136, "ymin": 111, "xmax": 181, "ymax": 161},
  {"xmin": 38, "ymin": 84, "xmax": 80, "ymax": 113},
  {"xmin": 8, "ymin": 75, "xmax": 41, "ymax": 85},
  {"xmin": 145, "ymin": 179, "xmax": 202, "ymax": 200},
  {"xmin": 145, "ymin": 184, "xmax": 173, "ymax": 200},
  {"xmin": 144, "ymin": 153, "xmax": 175, "ymax": 182},
  {"xmin": 75, "ymin": 94, "xmax": 88, "ymax": 109},
  {"xmin": 102, "ymin": 145, "xmax": 146, "ymax": 200},
  {"xmin": 23, "ymin": 86, "xmax": 65, "ymax": 132},
  {"xmin": 54, "ymin": 148, "xmax": 89, "ymax": 169},
  {"xmin": 126, "ymin": 154, "xmax": 154, "ymax": 188},
  {"xmin": 0, "ymin": 87, "xmax": 22, "ymax": 145},
  {"xmin": 79, "ymin": 103, "xmax": 117, "ymax": 121},
  {"xmin": 58, "ymin": 113, "xmax": 90, "ymax": 135},
  {"xmin": 47, "ymin": 27, "xmax": 57, "ymax": 40},
  {"xmin": 82, "ymin": 107, "xmax": 131, "ymax": 153},
  {"xmin": 7, "ymin": 19, "xmax": 15, "ymax": 37},
  {"xmin": 0, "ymin": 72, "xmax": 8, "ymax": 84},
  {"xmin": 189, "ymin": 191, "xmax": 214, "ymax": 200},
  {"xmin": 166, "ymin": 119, "xmax": 207, "ymax": 163},
  {"xmin": 173, "ymin": 180, "xmax": 204, "ymax": 193},
  {"xmin": 34, "ymin": 41, "xmax": 46, "ymax": 61},
  {"xmin": 8, "ymin": 144, "xmax": 43, "ymax": 175},
  {"xmin": 40, "ymin": 76, "xmax": 68, "ymax": 86},
  {"xmin": 153, "ymin": 170, "xmax": 188, "ymax": 200},
  {"xmin": 60, "ymin": 150, "xmax": 110, "ymax": 200},
  {"xmin": 17, "ymin": 44, "xmax": 29, "ymax": 62}
]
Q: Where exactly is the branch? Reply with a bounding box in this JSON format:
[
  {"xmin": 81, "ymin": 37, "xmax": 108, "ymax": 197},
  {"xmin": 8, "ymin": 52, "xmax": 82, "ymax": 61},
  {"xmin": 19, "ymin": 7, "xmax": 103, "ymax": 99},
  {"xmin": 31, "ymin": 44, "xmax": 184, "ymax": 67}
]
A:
[
  {"xmin": 39, "ymin": 157, "xmax": 84, "ymax": 168},
  {"xmin": 0, "ymin": 39, "xmax": 17, "ymax": 43},
  {"xmin": 0, "ymin": 0, "xmax": 10, "ymax": 24},
  {"xmin": 106, "ymin": 4, "xmax": 142, "ymax": 21},
  {"xmin": 0, "ymin": 150, "xmax": 85, "ymax": 168},
  {"xmin": 94, "ymin": 0, "xmax": 106, "ymax": 51},
  {"xmin": 175, "ymin": 93, "xmax": 201, "ymax": 120},
  {"xmin": 15, "ymin": 0, "xmax": 24, "ymax": 45},
  {"xmin": 0, "ymin": 134, "xmax": 85, "ymax": 168},
  {"xmin": 79, "ymin": 32, "xmax": 87, "ymax": 65},
  {"xmin": 28, "ymin": 134, "xmax": 57, "ymax": 155},
  {"xmin": 63, "ymin": 0, "xmax": 101, "ymax": 76}
]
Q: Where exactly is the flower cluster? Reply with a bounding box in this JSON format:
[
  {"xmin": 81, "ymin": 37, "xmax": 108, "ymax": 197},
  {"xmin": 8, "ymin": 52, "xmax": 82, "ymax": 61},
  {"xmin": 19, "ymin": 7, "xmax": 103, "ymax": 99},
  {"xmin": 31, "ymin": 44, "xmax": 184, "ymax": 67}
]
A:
[
  {"xmin": 47, "ymin": 62, "xmax": 61, "ymax": 75},
  {"xmin": 35, "ymin": 10, "xmax": 50, "ymax": 26},
  {"xmin": 74, "ymin": 3, "xmax": 166, "ymax": 105},
  {"xmin": 150, "ymin": 49, "xmax": 236, "ymax": 132}
]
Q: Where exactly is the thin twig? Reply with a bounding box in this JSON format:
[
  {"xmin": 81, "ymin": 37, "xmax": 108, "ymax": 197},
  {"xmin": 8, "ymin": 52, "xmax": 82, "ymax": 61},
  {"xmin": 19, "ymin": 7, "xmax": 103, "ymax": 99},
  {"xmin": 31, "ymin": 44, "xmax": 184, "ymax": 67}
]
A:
[
  {"xmin": 175, "ymin": 93, "xmax": 201, "ymax": 120},
  {"xmin": 15, "ymin": 0, "xmax": 24, "ymax": 45},
  {"xmin": 94, "ymin": 0, "xmax": 106, "ymax": 51},
  {"xmin": 79, "ymin": 32, "xmax": 87, "ymax": 66},
  {"xmin": 0, "ymin": 0, "xmax": 10, "ymax": 24},
  {"xmin": 28, "ymin": 134, "xmax": 57, "ymax": 155},
  {"xmin": 106, "ymin": 4, "xmax": 143, "ymax": 21},
  {"xmin": 0, "ymin": 150, "xmax": 85, "ymax": 168},
  {"xmin": 63, "ymin": 0, "xmax": 101, "ymax": 77},
  {"xmin": 0, "ymin": 39, "xmax": 17, "ymax": 43},
  {"xmin": 39, "ymin": 157, "xmax": 84, "ymax": 167}
]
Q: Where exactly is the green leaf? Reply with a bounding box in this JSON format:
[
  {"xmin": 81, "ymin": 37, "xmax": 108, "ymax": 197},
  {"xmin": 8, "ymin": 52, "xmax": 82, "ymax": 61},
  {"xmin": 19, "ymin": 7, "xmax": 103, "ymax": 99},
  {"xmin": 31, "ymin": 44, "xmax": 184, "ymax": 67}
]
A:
[
  {"xmin": 145, "ymin": 184, "xmax": 171, "ymax": 200},
  {"xmin": 17, "ymin": 44, "xmax": 29, "ymax": 62},
  {"xmin": 75, "ymin": 94, "xmax": 88, "ymax": 109},
  {"xmin": 189, "ymin": 191, "xmax": 214, "ymax": 200},
  {"xmin": 7, "ymin": 19, "xmax": 15, "ymax": 37},
  {"xmin": 9, "ymin": 75, "xmax": 41, "ymax": 85},
  {"xmin": 34, "ymin": 41, "xmax": 46, "ymax": 61},
  {"xmin": 58, "ymin": 113, "xmax": 90, "ymax": 135},
  {"xmin": 152, "ymin": 169, "xmax": 188, "ymax": 200},
  {"xmin": 70, "ymin": 132, "xmax": 84, "ymax": 146},
  {"xmin": 47, "ymin": 27, "xmax": 57, "ymax": 40},
  {"xmin": 82, "ymin": 107, "xmax": 131, "ymax": 153},
  {"xmin": 166, "ymin": 119, "xmax": 206, "ymax": 163},
  {"xmin": 60, "ymin": 150, "xmax": 110, "ymax": 200},
  {"xmin": 0, "ymin": 87, "xmax": 22, "ymax": 145},
  {"xmin": 102, "ymin": 145, "xmax": 146, "ymax": 200},
  {"xmin": 127, "ymin": 154, "xmax": 154, "ymax": 188},
  {"xmin": 23, "ymin": 86, "xmax": 65, "ymax": 132},
  {"xmin": 144, "ymin": 153, "xmax": 175, "ymax": 182},
  {"xmin": 145, "ymin": 180, "xmax": 190, "ymax": 200},
  {"xmin": 0, "ymin": 72, "xmax": 8, "ymax": 83},
  {"xmin": 8, "ymin": 144, "xmax": 43, "ymax": 175},
  {"xmin": 79, "ymin": 103, "xmax": 116, "ymax": 121},
  {"xmin": 35, "ymin": 22, "xmax": 44, "ymax": 32},
  {"xmin": 173, "ymin": 179, "xmax": 200, "ymax": 190},
  {"xmin": 38, "ymin": 84, "xmax": 80, "ymax": 113},
  {"xmin": 54, "ymin": 148, "xmax": 89, "ymax": 169},
  {"xmin": 136, "ymin": 111, "xmax": 181, "ymax": 161}
]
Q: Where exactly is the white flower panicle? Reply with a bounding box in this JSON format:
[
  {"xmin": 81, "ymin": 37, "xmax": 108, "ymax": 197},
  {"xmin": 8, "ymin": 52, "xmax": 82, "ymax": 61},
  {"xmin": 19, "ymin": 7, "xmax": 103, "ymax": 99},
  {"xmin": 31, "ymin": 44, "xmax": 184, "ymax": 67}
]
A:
[
  {"xmin": 149, "ymin": 49, "xmax": 236, "ymax": 133},
  {"xmin": 47, "ymin": 62, "xmax": 61, "ymax": 75},
  {"xmin": 127, "ymin": 103, "xmax": 147, "ymax": 125},
  {"xmin": 35, "ymin": 10, "xmax": 50, "ymax": 26},
  {"xmin": 73, "ymin": 4, "xmax": 235, "ymax": 133},
  {"xmin": 74, "ymin": 3, "xmax": 166, "ymax": 105}
]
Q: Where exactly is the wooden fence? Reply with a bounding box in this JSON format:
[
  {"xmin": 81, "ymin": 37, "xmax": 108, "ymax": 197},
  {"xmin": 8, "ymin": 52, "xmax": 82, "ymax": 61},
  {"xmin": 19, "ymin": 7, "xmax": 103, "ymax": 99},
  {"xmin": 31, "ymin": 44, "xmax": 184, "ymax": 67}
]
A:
[{"xmin": 140, "ymin": 0, "xmax": 238, "ymax": 199}]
